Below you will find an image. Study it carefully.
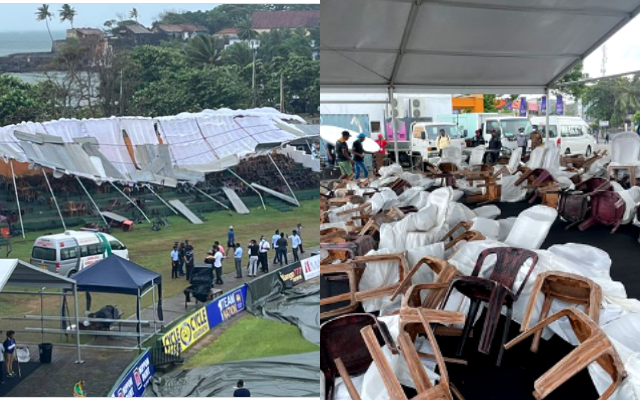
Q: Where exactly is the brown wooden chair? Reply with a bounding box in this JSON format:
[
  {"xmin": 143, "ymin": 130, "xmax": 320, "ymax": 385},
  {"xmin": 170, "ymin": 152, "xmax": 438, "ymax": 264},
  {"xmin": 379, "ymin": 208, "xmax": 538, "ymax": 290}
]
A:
[
  {"xmin": 519, "ymin": 271, "xmax": 602, "ymax": 353},
  {"xmin": 505, "ymin": 308, "xmax": 626, "ymax": 400}
]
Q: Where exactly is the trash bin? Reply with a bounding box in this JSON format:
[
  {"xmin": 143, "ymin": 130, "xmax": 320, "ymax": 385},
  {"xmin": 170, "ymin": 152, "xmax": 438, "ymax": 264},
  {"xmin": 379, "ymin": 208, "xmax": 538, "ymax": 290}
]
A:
[{"xmin": 39, "ymin": 343, "xmax": 53, "ymax": 364}]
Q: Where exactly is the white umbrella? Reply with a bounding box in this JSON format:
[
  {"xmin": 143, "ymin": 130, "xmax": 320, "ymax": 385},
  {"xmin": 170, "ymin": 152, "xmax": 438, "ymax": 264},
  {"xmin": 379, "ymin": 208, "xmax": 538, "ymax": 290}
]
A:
[{"xmin": 320, "ymin": 125, "xmax": 381, "ymax": 153}]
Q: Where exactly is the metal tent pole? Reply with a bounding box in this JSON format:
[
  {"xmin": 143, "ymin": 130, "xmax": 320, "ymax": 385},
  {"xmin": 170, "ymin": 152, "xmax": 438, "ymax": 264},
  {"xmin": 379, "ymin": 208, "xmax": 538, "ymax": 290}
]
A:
[
  {"xmin": 9, "ymin": 160, "xmax": 25, "ymax": 239},
  {"xmin": 75, "ymin": 177, "xmax": 109, "ymax": 228},
  {"xmin": 151, "ymin": 283, "xmax": 157, "ymax": 334},
  {"xmin": 137, "ymin": 288, "xmax": 142, "ymax": 350},
  {"xmin": 228, "ymin": 169, "xmax": 266, "ymax": 210},
  {"xmin": 40, "ymin": 288, "xmax": 44, "ymax": 343},
  {"xmin": 144, "ymin": 184, "xmax": 178, "ymax": 214},
  {"xmin": 545, "ymin": 87, "xmax": 550, "ymax": 143},
  {"xmin": 73, "ymin": 284, "xmax": 84, "ymax": 363},
  {"xmin": 109, "ymin": 182, "xmax": 151, "ymax": 223},
  {"xmin": 42, "ymin": 169, "xmax": 66, "ymax": 230},
  {"xmin": 388, "ymin": 86, "xmax": 399, "ymax": 164},
  {"xmin": 268, "ymin": 153, "xmax": 299, "ymax": 206},
  {"xmin": 189, "ymin": 184, "xmax": 231, "ymax": 211}
]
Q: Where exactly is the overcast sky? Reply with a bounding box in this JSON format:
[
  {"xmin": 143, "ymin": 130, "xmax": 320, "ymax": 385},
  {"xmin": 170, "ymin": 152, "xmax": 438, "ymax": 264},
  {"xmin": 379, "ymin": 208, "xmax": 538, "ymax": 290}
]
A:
[
  {"xmin": 0, "ymin": 3, "xmax": 217, "ymax": 32},
  {"xmin": 583, "ymin": 14, "xmax": 640, "ymax": 78}
]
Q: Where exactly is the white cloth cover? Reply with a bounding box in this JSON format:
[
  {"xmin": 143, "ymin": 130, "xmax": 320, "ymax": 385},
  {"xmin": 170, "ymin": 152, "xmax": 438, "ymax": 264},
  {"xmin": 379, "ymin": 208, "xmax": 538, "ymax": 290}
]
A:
[
  {"xmin": 468, "ymin": 145, "xmax": 486, "ymax": 166},
  {"xmin": 610, "ymin": 132, "xmax": 640, "ymax": 168},
  {"xmin": 439, "ymin": 146, "xmax": 463, "ymax": 166},
  {"xmin": 504, "ymin": 205, "xmax": 557, "ymax": 249},
  {"xmin": 473, "ymin": 205, "xmax": 501, "ymax": 219},
  {"xmin": 611, "ymin": 181, "xmax": 640, "ymax": 225},
  {"xmin": 470, "ymin": 217, "xmax": 501, "ymax": 240},
  {"xmin": 500, "ymin": 174, "xmax": 528, "ymax": 202},
  {"xmin": 527, "ymin": 147, "xmax": 546, "ymax": 169}
]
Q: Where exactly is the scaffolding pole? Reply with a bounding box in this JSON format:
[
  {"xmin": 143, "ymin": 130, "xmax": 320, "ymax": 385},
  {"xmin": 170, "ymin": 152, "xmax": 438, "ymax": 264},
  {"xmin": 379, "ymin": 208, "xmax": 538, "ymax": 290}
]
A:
[
  {"xmin": 73, "ymin": 283, "xmax": 83, "ymax": 363},
  {"xmin": 545, "ymin": 87, "xmax": 551, "ymax": 143},
  {"xmin": 109, "ymin": 182, "xmax": 151, "ymax": 223},
  {"xmin": 189, "ymin": 184, "xmax": 231, "ymax": 211},
  {"xmin": 268, "ymin": 153, "xmax": 300, "ymax": 207},
  {"xmin": 9, "ymin": 160, "xmax": 25, "ymax": 239},
  {"xmin": 75, "ymin": 177, "xmax": 109, "ymax": 228},
  {"xmin": 42, "ymin": 169, "xmax": 66, "ymax": 231},
  {"xmin": 144, "ymin": 184, "xmax": 178, "ymax": 214},
  {"xmin": 388, "ymin": 86, "xmax": 400, "ymax": 164},
  {"xmin": 228, "ymin": 169, "xmax": 266, "ymax": 210}
]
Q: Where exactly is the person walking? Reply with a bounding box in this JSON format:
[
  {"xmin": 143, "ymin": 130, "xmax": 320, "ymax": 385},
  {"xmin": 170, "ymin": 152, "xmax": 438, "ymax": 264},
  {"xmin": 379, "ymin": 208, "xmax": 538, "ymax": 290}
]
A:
[
  {"xmin": 472, "ymin": 129, "xmax": 485, "ymax": 147},
  {"xmin": 435, "ymin": 129, "xmax": 451, "ymax": 156},
  {"xmin": 213, "ymin": 246, "xmax": 224, "ymax": 285},
  {"xmin": 487, "ymin": 130, "xmax": 502, "ymax": 164},
  {"xmin": 296, "ymin": 223, "xmax": 304, "ymax": 253},
  {"xmin": 374, "ymin": 133, "xmax": 388, "ymax": 175},
  {"xmin": 234, "ymin": 244, "xmax": 243, "ymax": 278},
  {"xmin": 326, "ymin": 143, "xmax": 336, "ymax": 168},
  {"xmin": 272, "ymin": 230, "xmax": 280, "ymax": 265},
  {"xmin": 605, "ymin": 132, "xmax": 610, "ymax": 144},
  {"xmin": 258, "ymin": 236, "xmax": 270, "ymax": 273},
  {"xmin": 226, "ymin": 226, "xmax": 235, "ymax": 257},
  {"xmin": 170, "ymin": 245, "xmax": 179, "ymax": 279},
  {"xmin": 248, "ymin": 240, "xmax": 259, "ymax": 277},
  {"xmin": 277, "ymin": 233, "xmax": 289, "ymax": 265},
  {"xmin": 291, "ymin": 230, "xmax": 301, "ymax": 262},
  {"xmin": 234, "ymin": 380, "xmax": 251, "ymax": 397},
  {"xmin": 516, "ymin": 127, "xmax": 527, "ymax": 160},
  {"xmin": 184, "ymin": 247, "xmax": 194, "ymax": 281},
  {"xmin": 178, "ymin": 242, "xmax": 186, "ymax": 277},
  {"xmin": 335, "ymin": 131, "xmax": 354, "ymax": 179},
  {"xmin": 3, "ymin": 331, "xmax": 16, "ymax": 378},
  {"xmin": 352, "ymin": 133, "xmax": 369, "ymax": 180}
]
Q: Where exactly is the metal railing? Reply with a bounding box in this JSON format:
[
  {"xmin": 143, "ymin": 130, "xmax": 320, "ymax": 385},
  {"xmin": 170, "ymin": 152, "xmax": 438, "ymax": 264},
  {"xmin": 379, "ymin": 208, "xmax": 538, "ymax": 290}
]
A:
[{"xmin": 150, "ymin": 342, "xmax": 183, "ymax": 368}]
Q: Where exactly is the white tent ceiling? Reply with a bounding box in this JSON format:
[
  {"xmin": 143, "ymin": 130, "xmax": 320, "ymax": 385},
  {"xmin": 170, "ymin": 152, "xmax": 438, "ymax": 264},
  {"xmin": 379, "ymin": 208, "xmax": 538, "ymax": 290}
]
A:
[
  {"xmin": 320, "ymin": 0, "xmax": 640, "ymax": 94},
  {"xmin": 0, "ymin": 259, "xmax": 76, "ymax": 291}
]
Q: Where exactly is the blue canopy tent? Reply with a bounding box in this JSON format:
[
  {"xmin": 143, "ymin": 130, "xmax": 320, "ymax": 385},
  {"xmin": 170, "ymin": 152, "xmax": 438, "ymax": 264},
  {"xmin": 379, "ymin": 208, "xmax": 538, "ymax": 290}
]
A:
[{"xmin": 70, "ymin": 255, "xmax": 163, "ymax": 349}]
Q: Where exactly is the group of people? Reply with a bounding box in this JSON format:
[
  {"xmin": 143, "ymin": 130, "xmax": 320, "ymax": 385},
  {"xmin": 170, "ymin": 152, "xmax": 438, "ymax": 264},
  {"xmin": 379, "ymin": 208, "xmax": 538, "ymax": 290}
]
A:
[
  {"xmin": 171, "ymin": 224, "xmax": 305, "ymax": 285},
  {"xmin": 327, "ymin": 130, "xmax": 389, "ymax": 180}
]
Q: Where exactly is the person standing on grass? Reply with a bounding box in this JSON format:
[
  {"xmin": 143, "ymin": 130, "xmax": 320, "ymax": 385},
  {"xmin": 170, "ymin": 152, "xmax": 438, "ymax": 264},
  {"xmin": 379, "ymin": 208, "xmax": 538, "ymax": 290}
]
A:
[
  {"xmin": 291, "ymin": 230, "xmax": 301, "ymax": 262},
  {"xmin": 296, "ymin": 223, "xmax": 304, "ymax": 253},
  {"xmin": 234, "ymin": 244, "xmax": 243, "ymax": 278},
  {"xmin": 272, "ymin": 229, "xmax": 280, "ymax": 265},
  {"xmin": 170, "ymin": 245, "xmax": 179, "ymax": 279},
  {"xmin": 213, "ymin": 246, "xmax": 225, "ymax": 285},
  {"xmin": 258, "ymin": 236, "xmax": 270, "ymax": 273},
  {"xmin": 226, "ymin": 226, "xmax": 235, "ymax": 257},
  {"xmin": 336, "ymin": 130, "xmax": 354, "ymax": 179},
  {"xmin": 277, "ymin": 232, "xmax": 289, "ymax": 265},
  {"xmin": 3, "ymin": 331, "xmax": 15, "ymax": 378},
  {"xmin": 185, "ymin": 247, "xmax": 195, "ymax": 281},
  {"xmin": 185, "ymin": 239, "xmax": 193, "ymax": 252},
  {"xmin": 214, "ymin": 241, "xmax": 225, "ymax": 257},
  {"xmin": 352, "ymin": 133, "xmax": 369, "ymax": 180},
  {"xmin": 178, "ymin": 242, "xmax": 186, "ymax": 277},
  {"xmin": 234, "ymin": 380, "xmax": 250, "ymax": 397},
  {"xmin": 248, "ymin": 240, "xmax": 259, "ymax": 277}
]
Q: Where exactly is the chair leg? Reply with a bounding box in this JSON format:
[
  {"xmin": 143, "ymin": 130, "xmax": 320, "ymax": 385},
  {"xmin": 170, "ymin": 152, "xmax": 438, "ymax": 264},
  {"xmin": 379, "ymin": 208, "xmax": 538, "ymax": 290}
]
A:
[
  {"xmin": 496, "ymin": 304, "xmax": 512, "ymax": 367},
  {"xmin": 456, "ymin": 298, "xmax": 480, "ymax": 357},
  {"xmin": 531, "ymin": 295, "xmax": 553, "ymax": 353}
]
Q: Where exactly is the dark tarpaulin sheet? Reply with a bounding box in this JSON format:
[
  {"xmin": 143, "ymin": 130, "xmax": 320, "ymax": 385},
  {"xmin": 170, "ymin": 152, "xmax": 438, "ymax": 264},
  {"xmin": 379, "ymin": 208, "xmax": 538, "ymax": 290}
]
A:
[
  {"xmin": 144, "ymin": 352, "xmax": 320, "ymax": 397},
  {"xmin": 246, "ymin": 278, "xmax": 320, "ymax": 346}
]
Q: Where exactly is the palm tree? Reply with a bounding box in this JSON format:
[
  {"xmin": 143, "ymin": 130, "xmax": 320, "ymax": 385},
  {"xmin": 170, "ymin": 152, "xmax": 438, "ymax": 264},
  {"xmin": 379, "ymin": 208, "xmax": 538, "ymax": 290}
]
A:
[
  {"xmin": 236, "ymin": 18, "xmax": 257, "ymax": 42},
  {"xmin": 221, "ymin": 42, "xmax": 253, "ymax": 66},
  {"xmin": 35, "ymin": 4, "xmax": 54, "ymax": 47},
  {"xmin": 59, "ymin": 4, "xmax": 76, "ymax": 28},
  {"xmin": 185, "ymin": 35, "xmax": 225, "ymax": 66},
  {"xmin": 129, "ymin": 7, "xmax": 139, "ymax": 22}
]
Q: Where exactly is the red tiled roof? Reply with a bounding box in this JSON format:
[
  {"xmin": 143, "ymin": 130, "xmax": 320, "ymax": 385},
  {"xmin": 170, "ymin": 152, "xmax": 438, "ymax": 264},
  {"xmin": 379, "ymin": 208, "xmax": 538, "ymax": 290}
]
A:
[
  {"xmin": 251, "ymin": 10, "xmax": 320, "ymax": 29},
  {"xmin": 156, "ymin": 24, "xmax": 209, "ymax": 33},
  {"xmin": 74, "ymin": 28, "xmax": 103, "ymax": 36},
  {"xmin": 214, "ymin": 28, "xmax": 238, "ymax": 35}
]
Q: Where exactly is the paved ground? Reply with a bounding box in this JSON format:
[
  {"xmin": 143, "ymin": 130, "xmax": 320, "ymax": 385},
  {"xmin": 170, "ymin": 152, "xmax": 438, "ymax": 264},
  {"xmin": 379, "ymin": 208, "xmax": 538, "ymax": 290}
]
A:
[{"xmin": 8, "ymin": 247, "xmax": 318, "ymax": 397}]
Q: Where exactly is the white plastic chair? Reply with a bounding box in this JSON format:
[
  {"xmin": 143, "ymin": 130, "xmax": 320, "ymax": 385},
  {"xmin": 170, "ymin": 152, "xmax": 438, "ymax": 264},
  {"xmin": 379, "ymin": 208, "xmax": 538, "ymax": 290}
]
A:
[
  {"xmin": 527, "ymin": 147, "xmax": 547, "ymax": 169},
  {"xmin": 17, "ymin": 347, "xmax": 30, "ymax": 363},
  {"xmin": 470, "ymin": 217, "xmax": 500, "ymax": 240},
  {"xmin": 610, "ymin": 132, "xmax": 640, "ymax": 167},
  {"xmin": 504, "ymin": 205, "xmax": 558, "ymax": 250},
  {"xmin": 440, "ymin": 146, "xmax": 463, "ymax": 166},
  {"xmin": 468, "ymin": 145, "xmax": 486, "ymax": 167},
  {"xmin": 542, "ymin": 144, "xmax": 561, "ymax": 171}
]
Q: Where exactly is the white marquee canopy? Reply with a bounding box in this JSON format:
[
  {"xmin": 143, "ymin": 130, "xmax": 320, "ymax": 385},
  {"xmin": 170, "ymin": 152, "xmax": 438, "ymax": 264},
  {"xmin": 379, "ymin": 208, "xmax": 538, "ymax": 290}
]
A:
[{"xmin": 320, "ymin": 0, "xmax": 640, "ymax": 94}]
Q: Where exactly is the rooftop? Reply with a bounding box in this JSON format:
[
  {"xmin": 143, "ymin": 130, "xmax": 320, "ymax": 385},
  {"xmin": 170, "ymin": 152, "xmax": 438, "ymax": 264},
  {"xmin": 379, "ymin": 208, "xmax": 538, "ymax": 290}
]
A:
[
  {"xmin": 155, "ymin": 24, "xmax": 209, "ymax": 33},
  {"xmin": 251, "ymin": 10, "xmax": 320, "ymax": 30},
  {"xmin": 122, "ymin": 24, "xmax": 152, "ymax": 34},
  {"xmin": 214, "ymin": 27, "xmax": 239, "ymax": 36}
]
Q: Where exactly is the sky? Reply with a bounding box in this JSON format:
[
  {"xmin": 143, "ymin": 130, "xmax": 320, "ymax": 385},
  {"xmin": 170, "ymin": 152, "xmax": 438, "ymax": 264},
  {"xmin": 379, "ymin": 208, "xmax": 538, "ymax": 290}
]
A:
[
  {"xmin": 0, "ymin": 3, "xmax": 218, "ymax": 32},
  {"xmin": 583, "ymin": 14, "xmax": 640, "ymax": 78}
]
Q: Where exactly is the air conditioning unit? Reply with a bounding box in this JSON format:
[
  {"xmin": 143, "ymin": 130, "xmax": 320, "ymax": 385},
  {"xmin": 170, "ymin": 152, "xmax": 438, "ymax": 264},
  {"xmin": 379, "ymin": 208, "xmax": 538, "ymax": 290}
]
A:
[
  {"xmin": 387, "ymin": 98, "xmax": 404, "ymax": 119},
  {"xmin": 410, "ymin": 98, "xmax": 425, "ymax": 118}
]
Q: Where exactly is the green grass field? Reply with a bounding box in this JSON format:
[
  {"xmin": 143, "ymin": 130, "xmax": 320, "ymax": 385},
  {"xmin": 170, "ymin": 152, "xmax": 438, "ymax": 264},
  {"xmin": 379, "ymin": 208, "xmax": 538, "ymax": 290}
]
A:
[
  {"xmin": 0, "ymin": 199, "xmax": 319, "ymax": 331},
  {"xmin": 185, "ymin": 314, "xmax": 319, "ymax": 368}
]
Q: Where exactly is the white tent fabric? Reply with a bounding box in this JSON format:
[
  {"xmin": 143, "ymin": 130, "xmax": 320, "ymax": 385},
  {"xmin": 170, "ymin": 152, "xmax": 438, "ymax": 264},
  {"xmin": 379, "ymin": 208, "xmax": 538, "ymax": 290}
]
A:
[
  {"xmin": 321, "ymin": 0, "xmax": 640, "ymax": 93},
  {"xmin": 0, "ymin": 259, "xmax": 75, "ymax": 291}
]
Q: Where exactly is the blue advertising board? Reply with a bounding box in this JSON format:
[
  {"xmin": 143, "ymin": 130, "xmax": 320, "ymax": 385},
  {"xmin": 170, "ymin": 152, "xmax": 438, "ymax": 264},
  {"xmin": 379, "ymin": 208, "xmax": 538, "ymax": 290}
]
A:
[
  {"xmin": 206, "ymin": 285, "xmax": 248, "ymax": 328},
  {"xmin": 111, "ymin": 350, "xmax": 154, "ymax": 397}
]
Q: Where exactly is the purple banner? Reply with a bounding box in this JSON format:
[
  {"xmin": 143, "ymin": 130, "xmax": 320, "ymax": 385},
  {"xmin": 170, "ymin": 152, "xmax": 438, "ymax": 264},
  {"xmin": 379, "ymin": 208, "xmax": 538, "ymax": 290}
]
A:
[
  {"xmin": 519, "ymin": 96, "xmax": 527, "ymax": 117},
  {"xmin": 540, "ymin": 96, "xmax": 546, "ymax": 114},
  {"xmin": 556, "ymin": 95, "xmax": 564, "ymax": 115}
]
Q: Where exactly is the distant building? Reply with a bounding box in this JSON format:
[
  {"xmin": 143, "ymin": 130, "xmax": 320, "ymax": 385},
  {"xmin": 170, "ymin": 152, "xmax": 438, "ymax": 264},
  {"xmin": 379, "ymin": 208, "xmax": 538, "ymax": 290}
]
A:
[
  {"xmin": 66, "ymin": 28, "xmax": 104, "ymax": 40},
  {"xmin": 154, "ymin": 24, "xmax": 209, "ymax": 40},
  {"xmin": 212, "ymin": 27, "xmax": 241, "ymax": 49},
  {"xmin": 251, "ymin": 10, "xmax": 320, "ymax": 33},
  {"xmin": 112, "ymin": 23, "xmax": 159, "ymax": 46}
]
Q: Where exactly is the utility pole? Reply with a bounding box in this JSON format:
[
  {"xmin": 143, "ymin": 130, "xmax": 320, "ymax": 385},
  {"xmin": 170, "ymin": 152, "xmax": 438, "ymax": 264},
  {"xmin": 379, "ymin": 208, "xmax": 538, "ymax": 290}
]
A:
[
  {"xmin": 601, "ymin": 44, "xmax": 608, "ymax": 77},
  {"xmin": 252, "ymin": 48, "xmax": 257, "ymax": 108},
  {"xmin": 119, "ymin": 68, "xmax": 124, "ymax": 116},
  {"xmin": 280, "ymin": 73, "xmax": 284, "ymax": 113}
]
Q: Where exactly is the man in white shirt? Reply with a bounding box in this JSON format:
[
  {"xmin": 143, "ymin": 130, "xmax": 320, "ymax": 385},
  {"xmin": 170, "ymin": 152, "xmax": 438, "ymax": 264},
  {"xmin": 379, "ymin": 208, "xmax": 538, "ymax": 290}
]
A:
[
  {"xmin": 170, "ymin": 246, "xmax": 180, "ymax": 279},
  {"xmin": 291, "ymin": 230, "xmax": 302, "ymax": 262},
  {"xmin": 213, "ymin": 248, "xmax": 224, "ymax": 285},
  {"xmin": 258, "ymin": 236, "xmax": 271, "ymax": 273},
  {"xmin": 271, "ymin": 229, "xmax": 280, "ymax": 265},
  {"xmin": 233, "ymin": 244, "xmax": 243, "ymax": 278}
]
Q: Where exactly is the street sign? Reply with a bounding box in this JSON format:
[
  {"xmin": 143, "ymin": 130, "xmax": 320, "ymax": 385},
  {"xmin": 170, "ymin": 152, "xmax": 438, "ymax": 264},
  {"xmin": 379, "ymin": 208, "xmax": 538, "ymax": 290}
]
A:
[{"xmin": 599, "ymin": 121, "xmax": 610, "ymax": 127}]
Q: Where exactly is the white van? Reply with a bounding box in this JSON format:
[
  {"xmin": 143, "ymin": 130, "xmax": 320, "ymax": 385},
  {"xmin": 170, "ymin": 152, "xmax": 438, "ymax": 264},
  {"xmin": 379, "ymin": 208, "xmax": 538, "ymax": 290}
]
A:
[
  {"xmin": 410, "ymin": 122, "xmax": 466, "ymax": 160},
  {"xmin": 530, "ymin": 116, "xmax": 596, "ymax": 156},
  {"xmin": 30, "ymin": 230, "xmax": 129, "ymax": 277},
  {"xmin": 483, "ymin": 117, "xmax": 533, "ymax": 150}
]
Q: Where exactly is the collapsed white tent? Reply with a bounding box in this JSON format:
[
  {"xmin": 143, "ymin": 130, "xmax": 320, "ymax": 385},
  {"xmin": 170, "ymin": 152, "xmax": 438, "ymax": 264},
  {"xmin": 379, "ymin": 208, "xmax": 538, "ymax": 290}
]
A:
[{"xmin": 320, "ymin": 0, "xmax": 640, "ymax": 94}]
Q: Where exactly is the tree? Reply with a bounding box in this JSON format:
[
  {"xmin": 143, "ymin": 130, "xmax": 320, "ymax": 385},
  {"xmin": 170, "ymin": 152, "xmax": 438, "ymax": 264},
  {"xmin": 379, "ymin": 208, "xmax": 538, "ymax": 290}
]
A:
[
  {"xmin": 583, "ymin": 80, "xmax": 617, "ymax": 122},
  {"xmin": 129, "ymin": 7, "xmax": 139, "ymax": 22},
  {"xmin": 483, "ymin": 94, "xmax": 497, "ymax": 112},
  {"xmin": 236, "ymin": 18, "xmax": 257, "ymax": 41},
  {"xmin": 554, "ymin": 62, "xmax": 586, "ymax": 99},
  {"xmin": 221, "ymin": 42, "xmax": 253, "ymax": 67},
  {"xmin": 103, "ymin": 19, "xmax": 117, "ymax": 30},
  {"xmin": 59, "ymin": 4, "xmax": 77, "ymax": 28},
  {"xmin": 0, "ymin": 75, "xmax": 46, "ymax": 125},
  {"xmin": 35, "ymin": 4, "xmax": 54, "ymax": 47},
  {"xmin": 185, "ymin": 35, "xmax": 225, "ymax": 66}
]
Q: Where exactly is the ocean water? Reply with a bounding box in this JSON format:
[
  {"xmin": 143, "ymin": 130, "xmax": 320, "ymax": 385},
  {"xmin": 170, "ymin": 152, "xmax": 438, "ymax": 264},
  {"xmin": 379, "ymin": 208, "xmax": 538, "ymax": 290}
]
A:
[{"xmin": 0, "ymin": 30, "xmax": 66, "ymax": 57}]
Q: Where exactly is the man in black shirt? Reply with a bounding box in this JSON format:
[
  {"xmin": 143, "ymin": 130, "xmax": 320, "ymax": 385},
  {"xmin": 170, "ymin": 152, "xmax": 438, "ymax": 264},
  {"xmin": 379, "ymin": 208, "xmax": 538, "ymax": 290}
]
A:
[
  {"xmin": 335, "ymin": 131, "xmax": 353, "ymax": 179},
  {"xmin": 277, "ymin": 233, "xmax": 289, "ymax": 265},
  {"xmin": 234, "ymin": 380, "xmax": 250, "ymax": 397},
  {"xmin": 352, "ymin": 133, "xmax": 368, "ymax": 180}
]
